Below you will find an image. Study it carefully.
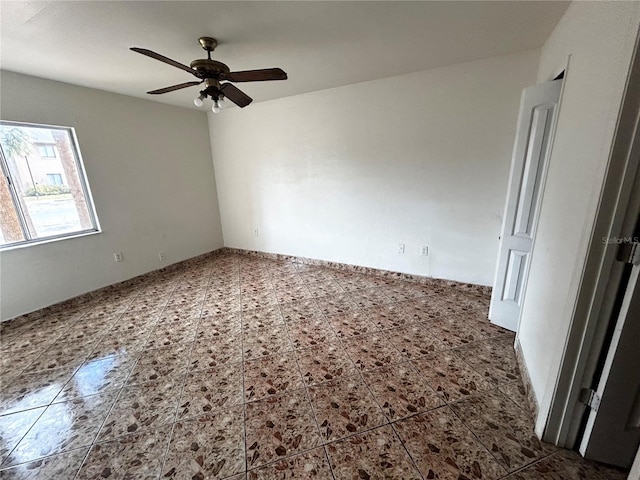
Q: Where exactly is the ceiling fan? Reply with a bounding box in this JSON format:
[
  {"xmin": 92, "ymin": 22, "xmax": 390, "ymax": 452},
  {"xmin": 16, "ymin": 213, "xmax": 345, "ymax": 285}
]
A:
[{"xmin": 130, "ymin": 37, "xmax": 287, "ymax": 112}]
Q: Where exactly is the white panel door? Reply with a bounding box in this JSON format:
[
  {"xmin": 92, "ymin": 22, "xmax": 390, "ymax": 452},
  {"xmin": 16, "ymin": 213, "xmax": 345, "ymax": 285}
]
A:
[{"xmin": 489, "ymin": 80, "xmax": 562, "ymax": 331}]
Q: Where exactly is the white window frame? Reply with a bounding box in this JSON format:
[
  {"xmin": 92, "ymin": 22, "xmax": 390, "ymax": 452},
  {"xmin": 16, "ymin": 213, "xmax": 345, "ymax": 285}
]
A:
[{"xmin": 0, "ymin": 121, "xmax": 101, "ymax": 249}]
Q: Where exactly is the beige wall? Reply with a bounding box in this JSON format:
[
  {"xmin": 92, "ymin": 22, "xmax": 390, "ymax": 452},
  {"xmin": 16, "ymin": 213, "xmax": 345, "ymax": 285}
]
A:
[
  {"xmin": 0, "ymin": 71, "xmax": 224, "ymax": 321},
  {"xmin": 210, "ymin": 50, "xmax": 540, "ymax": 286},
  {"xmin": 515, "ymin": 1, "xmax": 640, "ymax": 435}
]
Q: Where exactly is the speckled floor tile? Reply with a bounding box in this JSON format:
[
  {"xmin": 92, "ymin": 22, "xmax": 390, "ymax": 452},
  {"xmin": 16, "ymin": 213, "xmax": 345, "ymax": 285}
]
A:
[
  {"xmin": 201, "ymin": 295, "xmax": 242, "ymax": 316},
  {"xmin": 118, "ymin": 306, "xmax": 163, "ymax": 323},
  {"xmin": 145, "ymin": 321, "xmax": 198, "ymax": 349},
  {"xmin": 0, "ymin": 367, "xmax": 76, "ymax": 415},
  {"xmin": 189, "ymin": 337, "xmax": 243, "ymax": 371},
  {"xmin": 206, "ymin": 288, "xmax": 240, "ymax": 302},
  {"xmin": 54, "ymin": 322, "xmax": 108, "ymax": 344},
  {"xmin": 503, "ymin": 449, "xmax": 620, "ymax": 479},
  {"xmin": 0, "ymin": 356, "xmax": 41, "ymax": 388},
  {"xmin": 361, "ymin": 304, "xmax": 413, "ymax": 330},
  {"xmin": 362, "ymin": 363, "xmax": 443, "ymax": 420},
  {"xmin": 348, "ymin": 288, "xmax": 394, "ymax": 309},
  {"xmin": 295, "ymin": 343, "xmax": 359, "ymax": 386},
  {"xmin": 243, "ymin": 325, "xmax": 294, "ymax": 359},
  {"xmin": 461, "ymin": 315, "xmax": 513, "ymax": 339},
  {"xmin": 384, "ymin": 324, "xmax": 446, "ymax": 359},
  {"xmin": 325, "ymin": 425, "xmax": 421, "ymax": 480},
  {"xmin": 384, "ymin": 285, "xmax": 428, "ymax": 302},
  {"xmin": 97, "ymin": 381, "xmax": 181, "ymax": 440},
  {"xmin": 196, "ymin": 313, "xmax": 242, "ymax": 339},
  {"xmin": 244, "ymin": 352, "xmax": 304, "ymax": 402},
  {"xmin": 271, "ymin": 278, "xmax": 306, "ymax": 292},
  {"xmin": 341, "ymin": 333, "xmax": 405, "ymax": 371},
  {"xmin": 245, "ymin": 389, "xmax": 322, "ymax": 468},
  {"xmin": 299, "ymin": 269, "xmax": 335, "ymax": 284},
  {"xmin": 22, "ymin": 339, "xmax": 95, "ymax": 374},
  {"xmin": 2, "ymin": 254, "xmax": 621, "ymax": 480},
  {"xmin": 241, "ymin": 292, "xmax": 279, "ymax": 311},
  {"xmin": 76, "ymin": 424, "xmax": 172, "ymax": 480},
  {"xmin": 241, "ymin": 281, "xmax": 271, "ymax": 295},
  {"xmin": 394, "ymin": 406, "xmax": 506, "ymax": 480},
  {"xmin": 107, "ymin": 315, "xmax": 157, "ymax": 336},
  {"xmin": 242, "ymin": 306, "xmax": 285, "ymax": 331},
  {"xmin": 159, "ymin": 304, "xmax": 202, "ymax": 321},
  {"xmin": 499, "ymin": 381, "xmax": 530, "ymax": 413},
  {"xmin": 305, "ymin": 282, "xmax": 345, "ymax": 298},
  {"xmin": 274, "ymin": 287, "xmax": 314, "ymax": 304},
  {"xmin": 450, "ymin": 388, "xmax": 556, "ymax": 472},
  {"xmin": 400, "ymin": 299, "xmax": 452, "ymax": 323},
  {"xmin": 424, "ymin": 316, "xmax": 487, "ymax": 348},
  {"xmin": 177, "ymin": 365, "xmax": 244, "ymax": 419},
  {"xmin": 307, "ymin": 376, "xmax": 387, "ymax": 442},
  {"xmin": 0, "ymin": 447, "xmax": 89, "ymax": 480},
  {"xmin": 455, "ymin": 336, "xmax": 521, "ymax": 385},
  {"xmin": 286, "ymin": 318, "xmax": 338, "ymax": 349},
  {"xmin": 85, "ymin": 329, "xmax": 150, "ymax": 360},
  {"xmin": 0, "ymin": 328, "xmax": 63, "ymax": 355},
  {"xmin": 125, "ymin": 345, "xmax": 190, "ymax": 386},
  {"xmin": 162, "ymin": 407, "xmax": 245, "ymax": 479},
  {"xmin": 55, "ymin": 354, "xmax": 138, "ymax": 401},
  {"xmin": 411, "ymin": 352, "xmax": 493, "ymax": 403},
  {"xmin": 247, "ymin": 446, "xmax": 333, "ymax": 479},
  {"xmin": 315, "ymin": 294, "xmax": 361, "ymax": 317},
  {"xmin": 0, "ymin": 407, "xmax": 45, "ymax": 464},
  {"xmin": 279, "ymin": 300, "xmax": 326, "ymax": 324},
  {"xmin": 335, "ymin": 274, "xmax": 381, "ymax": 291},
  {"xmin": 326, "ymin": 311, "xmax": 381, "ymax": 338},
  {"xmin": 3, "ymin": 391, "xmax": 118, "ymax": 467}
]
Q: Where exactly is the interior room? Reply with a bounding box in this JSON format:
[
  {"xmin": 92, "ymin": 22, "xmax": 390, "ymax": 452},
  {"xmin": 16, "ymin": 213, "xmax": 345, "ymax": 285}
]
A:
[{"xmin": 1, "ymin": 1, "xmax": 639, "ymax": 479}]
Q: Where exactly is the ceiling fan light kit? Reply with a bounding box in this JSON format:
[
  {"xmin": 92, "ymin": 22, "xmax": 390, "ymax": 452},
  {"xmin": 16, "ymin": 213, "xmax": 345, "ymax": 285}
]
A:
[{"xmin": 130, "ymin": 36, "xmax": 287, "ymax": 112}]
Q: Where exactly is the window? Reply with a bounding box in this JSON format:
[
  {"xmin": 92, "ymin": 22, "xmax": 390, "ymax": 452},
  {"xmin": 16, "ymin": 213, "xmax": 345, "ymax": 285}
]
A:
[
  {"xmin": 0, "ymin": 121, "xmax": 100, "ymax": 248},
  {"xmin": 39, "ymin": 145, "xmax": 56, "ymax": 157},
  {"xmin": 47, "ymin": 173, "xmax": 63, "ymax": 185}
]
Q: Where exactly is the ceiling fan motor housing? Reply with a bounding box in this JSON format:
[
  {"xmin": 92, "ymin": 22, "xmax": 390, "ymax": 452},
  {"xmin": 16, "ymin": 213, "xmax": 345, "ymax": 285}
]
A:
[{"xmin": 190, "ymin": 59, "xmax": 230, "ymax": 79}]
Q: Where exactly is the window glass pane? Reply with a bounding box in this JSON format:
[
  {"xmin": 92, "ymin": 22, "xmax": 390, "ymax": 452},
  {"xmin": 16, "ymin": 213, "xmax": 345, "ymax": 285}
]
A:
[
  {"xmin": 38, "ymin": 145, "xmax": 56, "ymax": 157},
  {"xmin": 0, "ymin": 123, "xmax": 97, "ymax": 245}
]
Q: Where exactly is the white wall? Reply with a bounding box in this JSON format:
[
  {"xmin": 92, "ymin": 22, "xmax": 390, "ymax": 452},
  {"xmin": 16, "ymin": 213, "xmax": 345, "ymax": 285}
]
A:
[
  {"xmin": 515, "ymin": 1, "xmax": 640, "ymax": 433},
  {"xmin": 0, "ymin": 71, "xmax": 224, "ymax": 321},
  {"xmin": 210, "ymin": 50, "xmax": 540, "ymax": 285}
]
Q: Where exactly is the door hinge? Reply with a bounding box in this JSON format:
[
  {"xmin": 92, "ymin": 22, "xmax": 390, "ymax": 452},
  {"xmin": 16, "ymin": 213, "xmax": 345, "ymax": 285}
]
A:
[
  {"xmin": 616, "ymin": 240, "xmax": 640, "ymax": 265},
  {"xmin": 579, "ymin": 388, "xmax": 601, "ymax": 411}
]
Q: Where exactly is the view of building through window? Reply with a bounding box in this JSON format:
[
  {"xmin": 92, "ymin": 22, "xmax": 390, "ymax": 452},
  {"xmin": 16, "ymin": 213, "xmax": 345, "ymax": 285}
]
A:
[{"xmin": 0, "ymin": 122, "xmax": 99, "ymax": 247}]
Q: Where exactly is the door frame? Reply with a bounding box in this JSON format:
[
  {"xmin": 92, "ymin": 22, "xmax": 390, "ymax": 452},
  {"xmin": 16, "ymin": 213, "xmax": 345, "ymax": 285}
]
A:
[{"xmin": 541, "ymin": 31, "xmax": 640, "ymax": 450}]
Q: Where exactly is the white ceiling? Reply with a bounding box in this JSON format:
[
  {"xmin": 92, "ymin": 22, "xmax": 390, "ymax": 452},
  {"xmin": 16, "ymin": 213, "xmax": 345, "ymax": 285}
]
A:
[{"xmin": 0, "ymin": 1, "xmax": 569, "ymax": 110}]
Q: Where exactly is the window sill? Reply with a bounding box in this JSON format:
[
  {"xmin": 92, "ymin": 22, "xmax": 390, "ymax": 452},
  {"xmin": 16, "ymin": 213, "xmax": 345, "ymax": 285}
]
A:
[{"xmin": 0, "ymin": 229, "xmax": 102, "ymax": 252}]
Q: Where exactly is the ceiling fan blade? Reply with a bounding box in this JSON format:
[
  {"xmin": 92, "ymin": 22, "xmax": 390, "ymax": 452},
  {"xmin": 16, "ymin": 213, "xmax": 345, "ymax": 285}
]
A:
[
  {"xmin": 147, "ymin": 81, "xmax": 202, "ymax": 95},
  {"xmin": 130, "ymin": 47, "xmax": 201, "ymax": 77},
  {"xmin": 223, "ymin": 68, "xmax": 287, "ymax": 83},
  {"xmin": 220, "ymin": 83, "xmax": 253, "ymax": 108}
]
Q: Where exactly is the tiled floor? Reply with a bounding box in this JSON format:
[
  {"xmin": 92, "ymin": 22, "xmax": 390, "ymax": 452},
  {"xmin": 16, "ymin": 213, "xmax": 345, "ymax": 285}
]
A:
[{"xmin": 0, "ymin": 252, "xmax": 628, "ymax": 479}]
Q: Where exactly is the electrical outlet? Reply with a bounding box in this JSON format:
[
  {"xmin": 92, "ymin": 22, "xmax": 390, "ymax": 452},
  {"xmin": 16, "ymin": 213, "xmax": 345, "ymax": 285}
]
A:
[
  {"xmin": 421, "ymin": 245, "xmax": 429, "ymax": 256},
  {"xmin": 113, "ymin": 252, "xmax": 123, "ymax": 262},
  {"xmin": 253, "ymin": 228, "xmax": 259, "ymax": 237},
  {"xmin": 398, "ymin": 243, "xmax": 405, "ymax": 254},
  {"xmin": 159, "ymin": 251, "xmax": 167, "ymax": 261}
]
